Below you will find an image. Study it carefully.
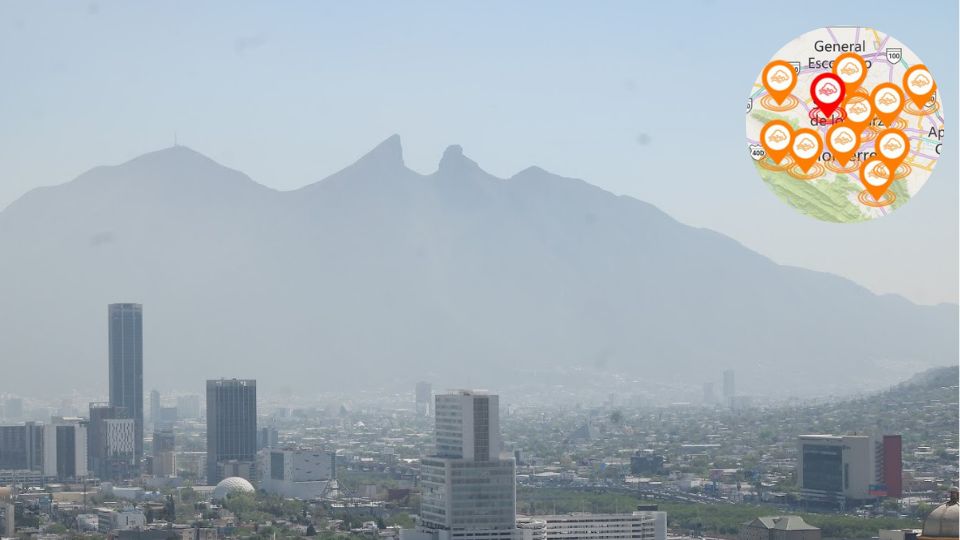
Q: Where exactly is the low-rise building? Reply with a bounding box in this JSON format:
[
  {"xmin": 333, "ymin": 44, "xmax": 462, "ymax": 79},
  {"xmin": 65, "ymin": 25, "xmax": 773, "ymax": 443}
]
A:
[
  {"xmin": 96, "ymin": 506, "xmax": 146, "ymax": 533},
  {"xmin": 517, "ymin": 511, "xmax": 666, "ymax": 540},
  {"xmin": 740, "ymin": 516, "xmax": 820, "ymax": 540},
  {"xmin": 259, "ymin": 448, "xmax": 336, "ymax": 499},
  {"xmin": 181, "ymin": 527, "xmax": 219, "ymax": 540},
  {"xmin": 879, "ymin": 530, "xmax": 919, "ymax": 540}
]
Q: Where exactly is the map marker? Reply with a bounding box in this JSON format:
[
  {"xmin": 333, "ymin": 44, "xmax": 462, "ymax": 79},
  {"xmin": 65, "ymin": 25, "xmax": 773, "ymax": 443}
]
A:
[
  {"xmin": 789, "ymin": 128, "xmax": 822, "ymax": 173},
  {"xmin": 826, "ymin": 124, "xmax": 860, "ymax": 167},
  {"xmin": 874, "ymin": 128, "xmax": 909, "ymax": 180},
  {"xmin": 859, "ymin": 157, "xmax": 894, "ymax": 201},
  {"xmin": 832, "ymin": 53, "xmax": 868, "ymax": 98},
  {"xmin": 842, "ymin": 97, "xmax": 874, "ymax": 135},
  {"xmin": 870, "ymin": 83, "xmax": 905, "ymax": 127},
  {"xmin": 762, "ymin": 60, "xmax": 798, "ymax": 105},
  {"xmin": 810, "ymin": 73, "xmax": 845, "ymax": 118},
  {"xmin": 760, "ymin": 120, "xmax": 794, "ymax": 164},
  {"xmin": 903, "ymin": 64, "xmax": 936, "ymax": 109},
  {"xmin": 745, "ymin": 27, "xmax": 944, "ymax": 221}
]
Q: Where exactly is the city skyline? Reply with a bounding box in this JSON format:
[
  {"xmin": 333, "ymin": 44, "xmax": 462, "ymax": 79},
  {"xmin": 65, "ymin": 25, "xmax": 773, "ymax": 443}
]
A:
[{"xmin": 0, "ymin": 364, "xmax": 955, "ymax": 539}]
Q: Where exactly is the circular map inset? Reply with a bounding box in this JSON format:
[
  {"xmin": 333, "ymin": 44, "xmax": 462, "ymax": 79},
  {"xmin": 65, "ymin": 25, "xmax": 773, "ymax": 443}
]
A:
[{"xmin": 746, "ymin": 27, "xmax": 944, "ymax": 222}]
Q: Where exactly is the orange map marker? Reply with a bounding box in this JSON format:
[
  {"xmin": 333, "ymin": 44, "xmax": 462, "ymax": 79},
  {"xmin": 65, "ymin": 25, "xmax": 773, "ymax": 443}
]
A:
[
  {"xmin": 762, "ymin": 60, "xmax": 798, "ymax": 105},
  {"xmin": 874, "ymin": 128, "xmax": 909, "ymax": 179},
  {"xmin": 842, "ymin": 97, "xmax": 874, "ymax": 135},
  {"xmin": 903, "ymin": 64, "xmax": 936, "ymax": 109},
  {"xmin": 826, "ymin": 124, "xmax": 860, "ymax": 167},
  {"xmin": 760, "ymin": 120, "xmax": 794, "ymax": 164},
  {"xmin": 833, "ymin": 53, "xmax": 868, "ymax": 98},
  {"xmin": 789, "ymin": 128, "xmax": 822, "ymax": 173},
  {"xmin": 871, "ymin": 83, "xmax": 904, "ymax": 127},
  {"xmin": 859, "ymin": 157, "xmax": 893, "ymax": 201}
]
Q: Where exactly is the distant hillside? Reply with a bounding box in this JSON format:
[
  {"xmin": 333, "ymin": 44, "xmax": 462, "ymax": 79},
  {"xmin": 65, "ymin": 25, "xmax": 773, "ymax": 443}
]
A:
[
  {"xmin": 898, "ymin": 365, "xmax": 960, "ymax": 390},
  {"xmin": 0, "ymin": 138, "xmax": 956, "ymax": 395},
  {"xmin": 752, "ymin": 366, "xmax": 959, "ymax": 448}
]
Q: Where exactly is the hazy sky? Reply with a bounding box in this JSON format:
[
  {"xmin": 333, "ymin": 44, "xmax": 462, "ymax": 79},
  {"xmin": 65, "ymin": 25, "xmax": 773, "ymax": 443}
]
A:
[{"xmin": 1, "ymin": 1, "xmax": 957, "ymax": 304}]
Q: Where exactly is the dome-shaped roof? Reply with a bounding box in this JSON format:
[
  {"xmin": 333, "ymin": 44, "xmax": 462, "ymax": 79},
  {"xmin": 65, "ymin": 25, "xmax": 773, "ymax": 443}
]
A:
[
  {"xmin": 922, "ymin": 490, "xmax": 959, "ymax": 539},
  {"xmin": 212, "ymin": 476, "xmax": 255, "ymax": 500}
]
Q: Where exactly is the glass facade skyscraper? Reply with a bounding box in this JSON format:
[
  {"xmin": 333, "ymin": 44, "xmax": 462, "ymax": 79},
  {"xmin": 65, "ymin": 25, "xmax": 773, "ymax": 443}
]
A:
[
  {"xmin": 108, "ymin": 303, "xmax": 143, "ymax": 466},
  {"xmin": 206, "ymin": 379, "xmax": 257, "ymax": 484}
]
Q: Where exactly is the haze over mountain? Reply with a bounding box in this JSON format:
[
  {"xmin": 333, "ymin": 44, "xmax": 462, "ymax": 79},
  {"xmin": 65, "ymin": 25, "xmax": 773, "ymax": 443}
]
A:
[{"xmin": 0, "ymin": 137, "xmax": 956, "ymax": 397}]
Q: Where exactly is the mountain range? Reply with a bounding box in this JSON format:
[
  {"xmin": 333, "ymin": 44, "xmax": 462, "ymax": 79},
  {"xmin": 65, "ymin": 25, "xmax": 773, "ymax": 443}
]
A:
[{"xmin": 0, "ymin": 136, "xmax": 956, "ymax": 397}]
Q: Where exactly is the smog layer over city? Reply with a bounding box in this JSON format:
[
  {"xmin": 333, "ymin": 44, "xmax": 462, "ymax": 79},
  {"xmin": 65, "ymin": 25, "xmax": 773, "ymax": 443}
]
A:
[{"xmin": 0, "ymin": 3, "xmax": 957, "ymax": 540}]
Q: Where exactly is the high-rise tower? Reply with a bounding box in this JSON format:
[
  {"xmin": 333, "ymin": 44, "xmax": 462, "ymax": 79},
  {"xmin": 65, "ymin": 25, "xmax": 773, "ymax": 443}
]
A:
[
  {"xmin": 108, "ymin": 303, "xmax": 143, "ymax": 466},
  {"xmin": 417, "ymin": 390, "xmax": 516, "ymax": 540},
  {"xmin": 206, "ymin": 379, "xmax": 257, "ymax": 484}
]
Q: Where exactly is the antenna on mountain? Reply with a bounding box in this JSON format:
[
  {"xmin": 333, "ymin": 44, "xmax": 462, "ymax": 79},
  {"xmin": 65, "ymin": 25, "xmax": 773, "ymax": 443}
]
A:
[{"xmin": 174, "ymin": 131, "xmax": 179, "ymax": 147}]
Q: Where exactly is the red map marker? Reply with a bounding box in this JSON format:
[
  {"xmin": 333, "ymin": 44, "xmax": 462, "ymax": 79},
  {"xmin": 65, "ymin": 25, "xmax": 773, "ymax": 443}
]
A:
[{"xmin": 810, "ymin": 73, "xmax": 846, "ymax": 118}]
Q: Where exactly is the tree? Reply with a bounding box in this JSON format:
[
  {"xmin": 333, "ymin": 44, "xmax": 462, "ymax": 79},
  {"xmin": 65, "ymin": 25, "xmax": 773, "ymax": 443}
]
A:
[
  {"xmin": 164, "ymin": 495, "xmax": 176, "ymax": 521},
  {"xmin": 45, "ymin": 523, "xmax": 68, "ymax": 534},
  {"xmin": 306, "ymin": 524, "xmax": 317, "ymax": 536},
  {"xmin": 224, "ymin": 492, "xmax": 259, "ymax": 522},
  {"xmin": 180, "ymin": 487, "xmax": 197, "ymax": 503}
]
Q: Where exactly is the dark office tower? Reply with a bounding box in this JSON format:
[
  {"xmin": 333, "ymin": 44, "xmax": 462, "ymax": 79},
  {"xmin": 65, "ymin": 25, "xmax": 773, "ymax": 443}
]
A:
[
  {"xmin": 206, "ymin": 379, "xmax": 257, "ymax": 485},
  {"xmin": 108, "ymin": 303, "xmax": 144, "ymax": 466},
  {"xmin": 88, "ymin": 403, "xmax": 113, "ymax": 476},
  {"xmin": 88, "ymin": 403, "xmax": 135, "ymax": 481},
  {"xmin": 0, "ymin": 422, "xmax": 43, "ymax": 471}
]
